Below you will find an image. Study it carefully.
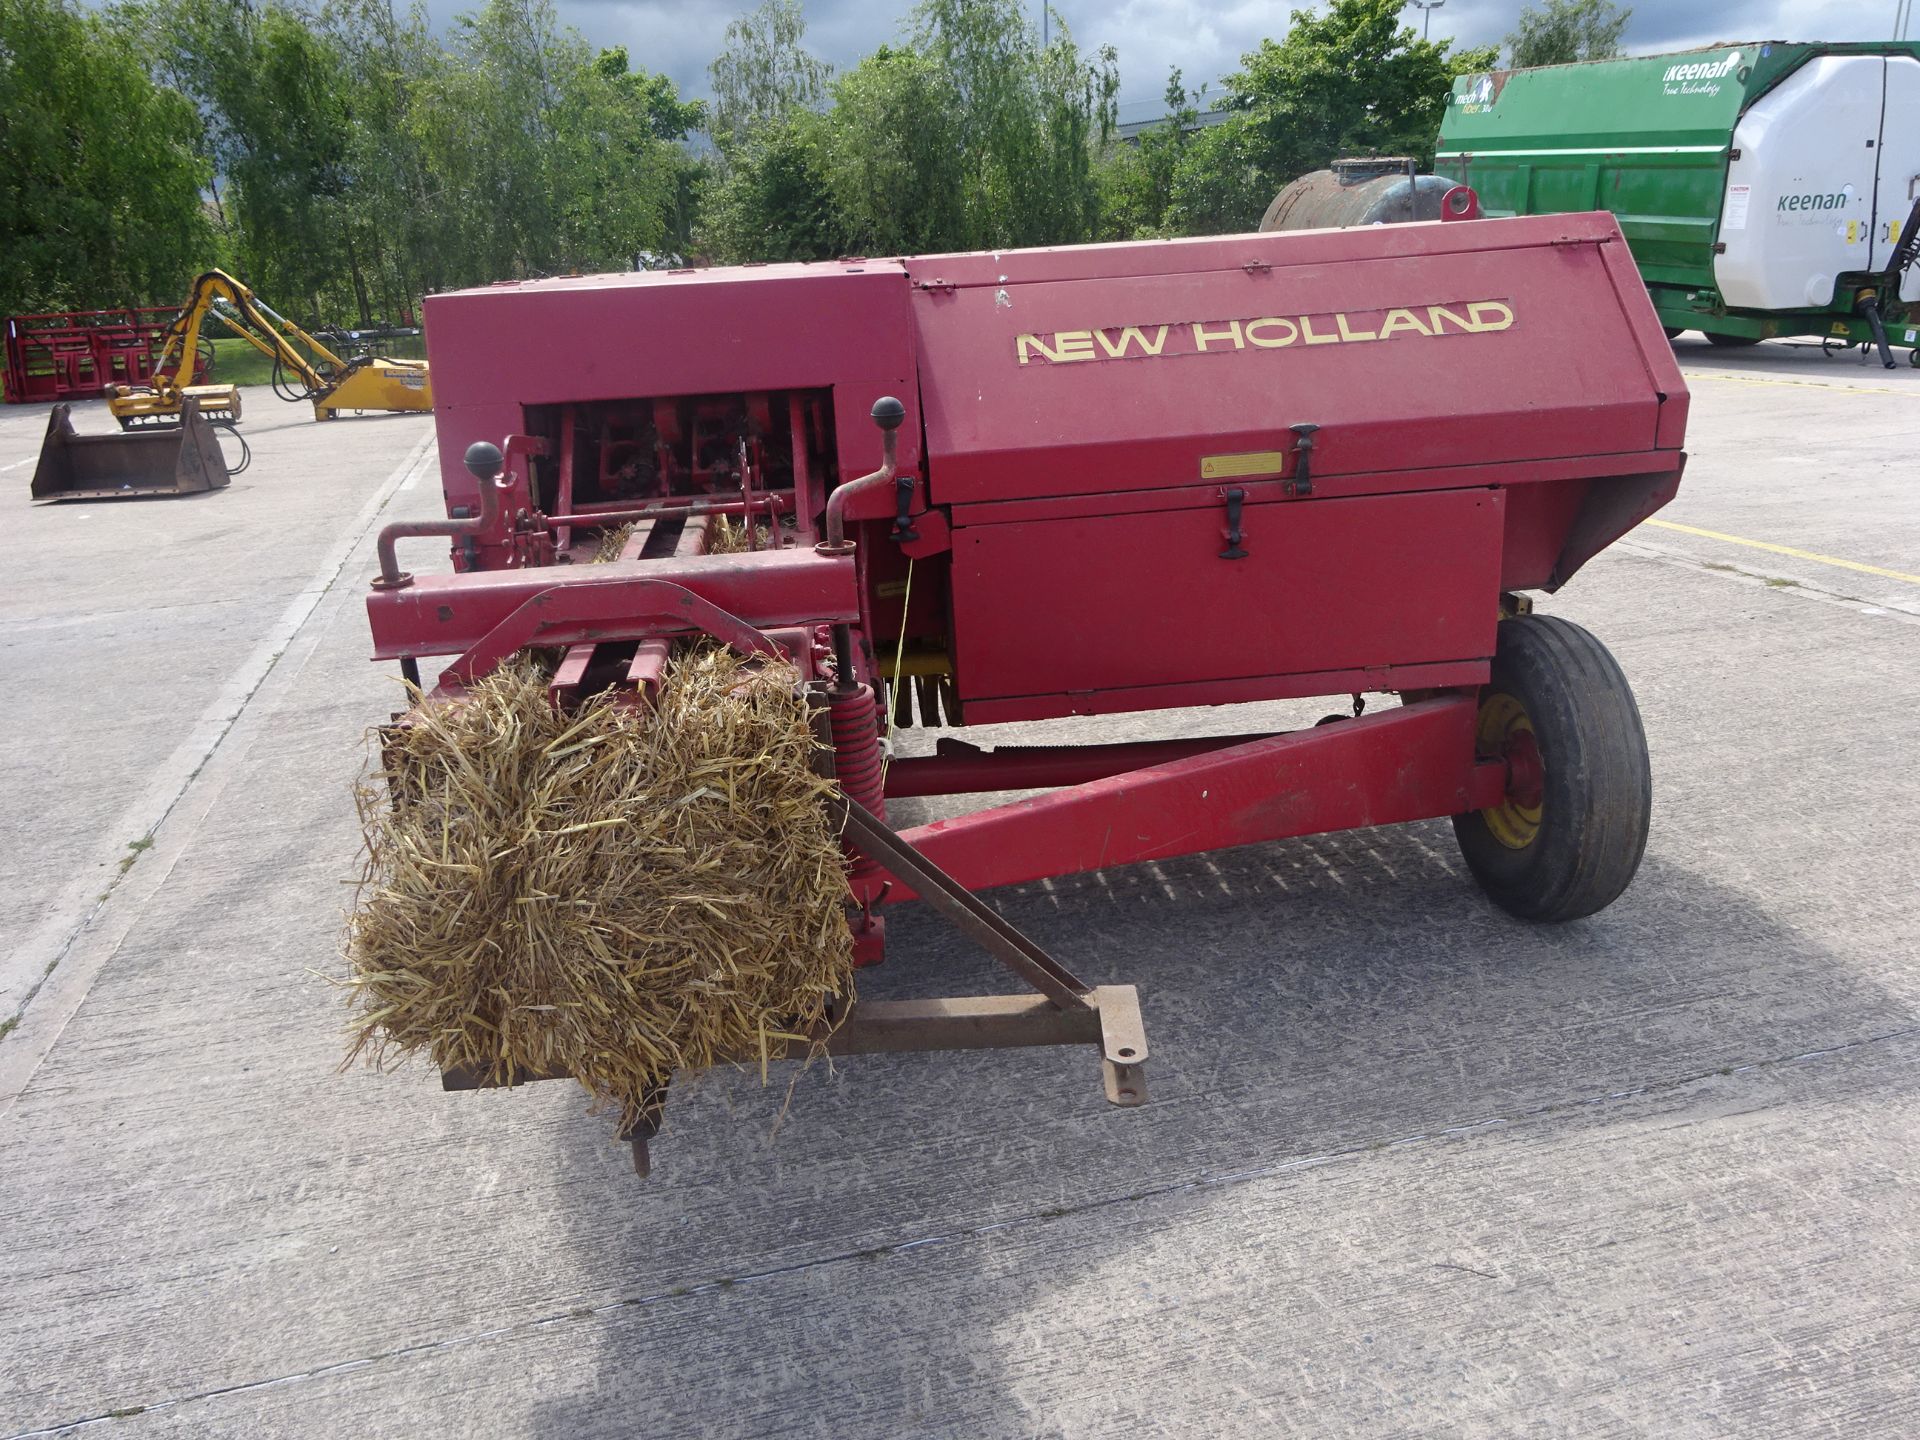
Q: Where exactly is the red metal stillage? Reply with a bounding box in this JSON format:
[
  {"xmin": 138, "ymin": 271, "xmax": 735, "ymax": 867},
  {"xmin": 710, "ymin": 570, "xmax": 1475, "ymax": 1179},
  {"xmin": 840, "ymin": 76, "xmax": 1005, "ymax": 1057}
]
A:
[{"xmin": 3, "ymin": 307, "xmax": 203, "ymax": 404}]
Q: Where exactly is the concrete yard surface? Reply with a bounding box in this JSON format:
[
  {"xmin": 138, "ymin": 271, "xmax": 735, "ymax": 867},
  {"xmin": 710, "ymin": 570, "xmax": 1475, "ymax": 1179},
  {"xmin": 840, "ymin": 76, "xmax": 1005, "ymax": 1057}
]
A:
[{"xmin": 1, "ymin": 346, "xmax": 1918, "ymax": 1438}]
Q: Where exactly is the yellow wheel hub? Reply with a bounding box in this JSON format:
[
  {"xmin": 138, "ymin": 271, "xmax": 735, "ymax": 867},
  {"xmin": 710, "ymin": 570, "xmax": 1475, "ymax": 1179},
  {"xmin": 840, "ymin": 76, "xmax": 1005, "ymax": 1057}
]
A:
[{"xmin": 1476, "ymin": 691, "xmax": 1544, "ymax": 850}]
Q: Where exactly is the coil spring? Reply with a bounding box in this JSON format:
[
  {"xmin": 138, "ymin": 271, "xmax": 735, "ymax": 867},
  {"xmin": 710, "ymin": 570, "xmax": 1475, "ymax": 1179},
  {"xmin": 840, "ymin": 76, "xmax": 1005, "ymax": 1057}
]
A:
[{"xmin": 827, "ymin": 683, "xmax": 886, "ymax": 878}]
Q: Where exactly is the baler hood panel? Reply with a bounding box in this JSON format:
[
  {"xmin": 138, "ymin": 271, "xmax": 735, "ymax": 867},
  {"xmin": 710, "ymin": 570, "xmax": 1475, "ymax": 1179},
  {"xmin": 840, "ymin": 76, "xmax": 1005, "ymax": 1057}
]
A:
[{"xmin": 909, "ymin": 213, "xmax": 1681, "ymax": 507}]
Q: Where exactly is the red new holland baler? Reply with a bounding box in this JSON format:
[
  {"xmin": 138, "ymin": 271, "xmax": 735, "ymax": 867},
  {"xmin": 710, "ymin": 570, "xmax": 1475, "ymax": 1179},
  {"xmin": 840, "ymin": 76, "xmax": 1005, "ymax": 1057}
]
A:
[{"xmin": 366, "ymin": 210, "xmax": 1686, "ymax": 1171}]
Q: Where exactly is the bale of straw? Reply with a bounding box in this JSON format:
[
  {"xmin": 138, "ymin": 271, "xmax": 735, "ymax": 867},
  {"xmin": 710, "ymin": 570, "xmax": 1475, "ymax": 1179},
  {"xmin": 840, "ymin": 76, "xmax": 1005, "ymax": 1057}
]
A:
[{"xmin": 343, "ymin": 649, "xmax": 853, "ymax": 1128}]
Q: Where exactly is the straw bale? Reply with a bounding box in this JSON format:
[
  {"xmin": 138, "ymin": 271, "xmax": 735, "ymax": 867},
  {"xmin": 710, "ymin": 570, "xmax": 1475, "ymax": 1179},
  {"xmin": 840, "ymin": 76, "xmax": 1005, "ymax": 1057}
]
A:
[
  {"xmin": 591, "ymin": 522, "xmax": 637, "ymax": 563},
  {"xmin": 709, "ymin": 516, "xmax": 775, "ymax": 554},
  {"xmin": 343, "ymin": 649, "xmax": 852, "ymax": 1127}
]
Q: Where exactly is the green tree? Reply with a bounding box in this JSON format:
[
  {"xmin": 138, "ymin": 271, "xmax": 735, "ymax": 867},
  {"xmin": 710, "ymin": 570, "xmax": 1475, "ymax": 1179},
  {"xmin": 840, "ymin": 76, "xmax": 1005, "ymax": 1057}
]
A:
[
  {"xmin": 593, "ymin": 47, "xmax": 708, "ymax": 256},
  {"xmin": 1506, "ymin": 0, "xmax": 1631, "ymax": 69},
  {"xmin": 1168, "ymin": 0, "xmax": 1496, "ymax": 234},
  {"xmin": 903, "ymin": 0, "xmax": 1118, "ymax": 250},
  {"xmin": 125, "ymin": 0, "xmax": 691, "ymax": 317},
  {"xmin": 698, "ymin": 114, "xmax": 850, "ymax": 262},
  {"xmin": 708, "ymin": 0, "xmax": 831, "ymax": 144},
  {"xmin": 702, "ymin": 0, "xmax": 1118, "ymax": 262},
  {"xmin": 400, "ymin": 0, "xmax": 680, "ymax": 285},
  {"xmin": 819, "ymin": 44, "xmax": 966, "ymax": 254},
  {"xmin": 1163, "ymin": 116, "xmax": 1275, "ymax": 237},
  {"xmin": 1097, "ymin": 68, "xmax": 1203, "ymax": 239},
  {"xmin": 139, "ymin": 0, "xmax": 365, "ymax": 314},
  {"xmin": 0, "ymin": 0, "xmax": 211, "ymax": 317},
  {"xmin": 324, "ymin": 0, "xmax": 448, "ymax": 322}
]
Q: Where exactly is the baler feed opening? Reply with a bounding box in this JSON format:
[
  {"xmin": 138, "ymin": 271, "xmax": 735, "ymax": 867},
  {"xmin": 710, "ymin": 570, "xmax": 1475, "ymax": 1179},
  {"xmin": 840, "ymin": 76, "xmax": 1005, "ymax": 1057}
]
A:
[{"xmin": 30, "ymin": 398, "xmax": 232, "ymax": 502}]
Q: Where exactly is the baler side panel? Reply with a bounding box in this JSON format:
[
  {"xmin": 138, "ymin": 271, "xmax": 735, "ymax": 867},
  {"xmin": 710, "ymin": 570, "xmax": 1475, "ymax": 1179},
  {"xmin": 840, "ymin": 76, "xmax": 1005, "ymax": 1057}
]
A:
[
  {"xmin": 1594, "ymin": 231, "xmax": 1691, "ymax": 452},
  {"xmin": 948, "ymin": 488, "xmax": 1502, "ymax": 712}
]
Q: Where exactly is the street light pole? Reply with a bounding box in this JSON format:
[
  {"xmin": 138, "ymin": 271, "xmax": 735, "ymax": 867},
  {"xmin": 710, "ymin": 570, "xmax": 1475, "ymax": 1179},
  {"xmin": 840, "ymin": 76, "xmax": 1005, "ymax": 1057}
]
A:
[{"xmin": 1408, "ymin": 0, "xmax": 1446, "ymax": 40}]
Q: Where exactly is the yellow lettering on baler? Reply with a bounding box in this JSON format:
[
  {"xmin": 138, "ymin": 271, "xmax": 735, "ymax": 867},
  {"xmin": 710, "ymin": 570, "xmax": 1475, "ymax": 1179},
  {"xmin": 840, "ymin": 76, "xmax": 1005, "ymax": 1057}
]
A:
[
  {"xmin": 1378, "ymin": 308, "xmax": 1434, "ymax": 338},
  {"xmin": 1467, "ymin": 300, "xmax": 1515, "ymax": 332},
  {"xmin": 1052, "ymin": 330, "xmax": 1097, "ymax": 361},
  {"xmin": 1012, "ymin": 299, "xmax": 1514, "ymax": 364},
  {"xmin": 1245, "ymin": 317, "xmax": 1299, "ymax": 348},
  {"xmin": 1096, "ymin": 325, "xmax": 1170, "ymax": 357},
  {"xmin": 1192, "ymin": 320, "xmax": 1245, "ymax": 351}
]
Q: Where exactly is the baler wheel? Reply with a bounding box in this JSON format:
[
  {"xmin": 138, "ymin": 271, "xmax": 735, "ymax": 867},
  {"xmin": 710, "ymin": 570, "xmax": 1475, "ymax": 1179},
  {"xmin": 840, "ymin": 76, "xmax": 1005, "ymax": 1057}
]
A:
[
  {"xmin": 1704, "ymin": 332, "xmax": 1760, "ymax": 348},
  {"xmin": 1452, "ymin": 615, "xmax": 1651, "ymax": 922}
]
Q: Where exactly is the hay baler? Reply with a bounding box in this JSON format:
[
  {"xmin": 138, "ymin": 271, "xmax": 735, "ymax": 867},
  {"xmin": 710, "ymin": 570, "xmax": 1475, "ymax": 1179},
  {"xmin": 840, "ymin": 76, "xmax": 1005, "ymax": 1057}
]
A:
[{"xmin": 365, "ymin": 211, "xmax": 1687, "ymax": 1172}]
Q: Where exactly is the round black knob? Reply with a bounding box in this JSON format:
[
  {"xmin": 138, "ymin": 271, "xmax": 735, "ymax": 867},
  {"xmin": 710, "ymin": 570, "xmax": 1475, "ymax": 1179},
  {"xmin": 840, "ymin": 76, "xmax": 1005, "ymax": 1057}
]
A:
[
  {"xmin": 464, "ymin": 441, "xmax": 503, "ymax": 480},
  {"xmin": 870, "ymin": 396, "xmax": 906, "ymax": 431}
]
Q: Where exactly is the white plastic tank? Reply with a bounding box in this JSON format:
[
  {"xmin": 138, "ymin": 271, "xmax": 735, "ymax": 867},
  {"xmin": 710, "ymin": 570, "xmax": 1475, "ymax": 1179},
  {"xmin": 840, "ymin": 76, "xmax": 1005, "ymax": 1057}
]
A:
[{"xmin": 1717, "ymin": 54, "xmax": 1920, "ymax": 309}]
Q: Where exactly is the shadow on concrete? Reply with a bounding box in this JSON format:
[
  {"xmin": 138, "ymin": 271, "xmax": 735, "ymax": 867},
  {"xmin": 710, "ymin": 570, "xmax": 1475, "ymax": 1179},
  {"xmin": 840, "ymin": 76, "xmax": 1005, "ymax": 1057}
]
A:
[
  {"xmin": 1670, "ymin": 333, "xmax": 1920, "ymax": 377},
  {"xmin": 522, "ymin": 815, "xmax": 1908, "ymax": 1438}
]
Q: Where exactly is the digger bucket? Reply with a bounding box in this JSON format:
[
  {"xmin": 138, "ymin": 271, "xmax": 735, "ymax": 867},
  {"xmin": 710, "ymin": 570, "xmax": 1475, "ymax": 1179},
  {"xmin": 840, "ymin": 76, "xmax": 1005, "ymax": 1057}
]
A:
[{"xmin": 30, "ymin": 398, "xmax": 231, "ymax": 502}]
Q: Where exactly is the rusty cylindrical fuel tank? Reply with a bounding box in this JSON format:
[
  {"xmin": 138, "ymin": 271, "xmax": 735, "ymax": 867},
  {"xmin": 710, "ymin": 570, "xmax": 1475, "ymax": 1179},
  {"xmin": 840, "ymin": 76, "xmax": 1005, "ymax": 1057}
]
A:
[{"xmin": 1261, "ymin": 158, "xmax": 1471, "ymax": 233}]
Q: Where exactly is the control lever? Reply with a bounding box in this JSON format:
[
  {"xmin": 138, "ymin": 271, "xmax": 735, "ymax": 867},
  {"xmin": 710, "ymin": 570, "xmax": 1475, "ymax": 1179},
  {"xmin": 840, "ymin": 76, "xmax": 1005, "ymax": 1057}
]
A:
[
  {"xmin": 1286, "ymin": 423, "xmax": 1320, "ymax": 498},
  {"xmin": 891, "ymin": 471, "xmax": 919, "ymax": 542},
  {"xmin": 1219, "ymin": 487, "xmax": 1248, "ymax": 560}
]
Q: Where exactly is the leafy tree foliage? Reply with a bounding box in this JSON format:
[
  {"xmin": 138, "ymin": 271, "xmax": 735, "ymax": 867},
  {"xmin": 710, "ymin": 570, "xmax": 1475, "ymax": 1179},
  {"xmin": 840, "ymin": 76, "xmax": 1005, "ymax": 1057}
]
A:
[
  {"xmin": 700, "ymin": 0, "xmax": 1117, "ymax": 262},
  {"xmin": 1506, "ymin": 0, "xmax": 1631, "ymax": 69},
  {"xmin": 699, "ymin": 115, "xmax": 850, "ymax": 262},
  {"xmin": 122, "ymin": 0, "xmax": 697, "ymax": 321},
  {"xmin": 1094, "ymin": 0, "xmax": 1490, "ymax": 240},
  {"xmin": 1099, "ymin": 69, "xmax": 1203, "ymax": 239},
  {"xmin": 708, "ymin": 0, "xmax": 831, "ymax": 143},
  {"xmin": 821, "ymin": 46, "xmax": 966, "ymax": 254},
  {"xmin": 1178, "ymin": 0, "xmax": 1496, "ymax": 233},
  {"xmin": 902, "ymin": 0, "xmax": 1117, "ymax": 250},
  {"xmin": 1163, "ymin": 117, "xmax": 1280, "ymax": 238},
  {"xmin": 0, "ymin": 0, "xmax": 211, "ymax": 316},
  {"xmin": 0, "ymin": 0, "xmax": 1495, "ymax": 320},
  {"xmin": 139, "ymin": 0, "xmax": 362, "ymax": 310}
]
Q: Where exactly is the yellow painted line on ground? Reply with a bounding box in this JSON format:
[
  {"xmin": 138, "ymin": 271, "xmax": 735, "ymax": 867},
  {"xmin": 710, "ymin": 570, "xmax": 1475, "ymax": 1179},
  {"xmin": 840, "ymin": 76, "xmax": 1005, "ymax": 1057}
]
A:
[
  {"xmin": 1686, "ymin": 370, "xmax": 1916, "ymax": 397},
  {"xmin": 1644, "ymin": 519, "xmax": 1920, "ymax": 586}
]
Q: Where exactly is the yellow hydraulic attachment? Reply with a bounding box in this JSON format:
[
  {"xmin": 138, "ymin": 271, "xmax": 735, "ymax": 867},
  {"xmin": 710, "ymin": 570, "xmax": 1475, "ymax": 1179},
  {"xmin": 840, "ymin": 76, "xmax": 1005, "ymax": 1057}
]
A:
[{"xmin": 107, "ymin": 270, "xmax": 432, "ymax": 429}]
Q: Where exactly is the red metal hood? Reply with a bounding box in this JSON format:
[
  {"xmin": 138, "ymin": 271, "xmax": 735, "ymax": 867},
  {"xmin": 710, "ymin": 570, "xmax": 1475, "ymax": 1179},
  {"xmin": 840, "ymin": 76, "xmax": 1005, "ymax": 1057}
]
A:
[{"xmin": 905, "ymin": 213, "xmax": 1688, "ymax": 506}]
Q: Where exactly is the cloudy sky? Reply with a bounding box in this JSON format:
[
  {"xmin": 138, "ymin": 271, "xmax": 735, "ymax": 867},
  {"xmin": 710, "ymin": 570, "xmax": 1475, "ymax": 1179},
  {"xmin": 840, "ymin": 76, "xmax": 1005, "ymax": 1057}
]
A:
[{"xmin": 426, "ymin": 0, "xmax": 1917, "ymax": 117}]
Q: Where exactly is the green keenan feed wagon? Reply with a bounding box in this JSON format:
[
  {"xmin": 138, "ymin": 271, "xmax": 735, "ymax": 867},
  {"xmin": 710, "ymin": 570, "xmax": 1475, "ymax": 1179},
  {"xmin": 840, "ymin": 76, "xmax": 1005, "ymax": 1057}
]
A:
[{"xmin": 1436, "ymin": 42, "xmax": 1920, "ymax": 363}]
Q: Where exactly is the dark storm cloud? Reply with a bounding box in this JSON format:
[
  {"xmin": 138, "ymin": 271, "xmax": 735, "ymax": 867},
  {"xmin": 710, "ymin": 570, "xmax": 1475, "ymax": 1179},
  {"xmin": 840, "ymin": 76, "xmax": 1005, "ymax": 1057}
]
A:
[{"xmin": 420, "ymin": 0, "xmax": 1913, "ymax": 110}]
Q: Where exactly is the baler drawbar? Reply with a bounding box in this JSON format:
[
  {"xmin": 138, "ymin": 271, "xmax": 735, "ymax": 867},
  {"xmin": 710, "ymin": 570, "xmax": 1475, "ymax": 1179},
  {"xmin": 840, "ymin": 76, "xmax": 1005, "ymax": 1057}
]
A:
[{"xmin": 360, "ymin": 210, "xmax": 1688, "ymax": 1176}]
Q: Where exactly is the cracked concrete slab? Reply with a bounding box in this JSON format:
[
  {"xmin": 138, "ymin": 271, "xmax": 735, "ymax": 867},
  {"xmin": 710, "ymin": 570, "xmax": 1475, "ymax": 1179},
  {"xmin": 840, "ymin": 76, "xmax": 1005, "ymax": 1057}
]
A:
[{"xmin": 1, "ymin": 346, "xmax": 1917, "ymax": 1437}]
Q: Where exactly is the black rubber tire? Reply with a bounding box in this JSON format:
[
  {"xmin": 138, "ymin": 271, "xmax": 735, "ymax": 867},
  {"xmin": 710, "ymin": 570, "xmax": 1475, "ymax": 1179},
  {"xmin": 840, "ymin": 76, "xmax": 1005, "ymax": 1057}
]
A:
[
  {"xmin": 1704, "ymin": 331, "xmax": 1760, "ymax": 348},
  {"xmin": 1662, "ymin": 326, "xmax": 1683, "ymax": 340},
  {"xmin": 1452, "ymin": 615, "xmax": 1651, "ymax": 922}
]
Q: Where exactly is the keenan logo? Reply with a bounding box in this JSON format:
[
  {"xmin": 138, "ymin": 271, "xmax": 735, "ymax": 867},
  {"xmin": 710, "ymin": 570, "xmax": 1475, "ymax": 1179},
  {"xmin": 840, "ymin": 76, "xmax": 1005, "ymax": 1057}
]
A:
[
  {"xmin": 1779, "ymin": 191, "xmax": 1852, "ymax": 212},
  {"xmin": 1663, "ymin": 51, "xmax": 1741, "ymax": 84}
]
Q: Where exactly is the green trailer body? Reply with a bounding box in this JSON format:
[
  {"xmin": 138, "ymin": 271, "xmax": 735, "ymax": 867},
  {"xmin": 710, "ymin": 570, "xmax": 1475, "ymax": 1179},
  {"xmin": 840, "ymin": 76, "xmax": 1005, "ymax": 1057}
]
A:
[{"xmin": 1436, "ymin": 42, "xmax": 1920, "ymax": 359}]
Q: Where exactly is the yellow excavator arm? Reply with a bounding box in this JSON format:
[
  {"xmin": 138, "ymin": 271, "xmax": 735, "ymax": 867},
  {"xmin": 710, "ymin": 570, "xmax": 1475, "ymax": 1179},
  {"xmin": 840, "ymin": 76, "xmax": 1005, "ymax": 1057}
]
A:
[{"xmin": 107, "ymin": 269, "xmax": 431, "ymax": 429}]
